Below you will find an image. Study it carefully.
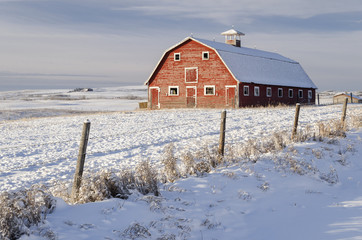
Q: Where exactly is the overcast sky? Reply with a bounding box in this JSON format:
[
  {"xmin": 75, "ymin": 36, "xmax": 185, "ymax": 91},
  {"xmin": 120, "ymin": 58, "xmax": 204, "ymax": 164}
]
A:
[{"xmin": 0, "ymin": 0, "xmax": 361, "ymax": 91}]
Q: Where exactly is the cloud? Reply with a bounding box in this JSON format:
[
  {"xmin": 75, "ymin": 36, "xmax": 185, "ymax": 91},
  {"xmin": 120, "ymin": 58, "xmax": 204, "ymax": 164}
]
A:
[{"xmin": 114, "ymin": 0, "xmax": 362, "ymax": 25}]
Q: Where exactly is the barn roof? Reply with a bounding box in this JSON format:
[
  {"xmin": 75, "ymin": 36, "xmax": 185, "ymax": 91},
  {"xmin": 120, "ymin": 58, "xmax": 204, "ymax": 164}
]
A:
[
  {"xmin": 145, "ymin": 37, "xmax": 317, "ymax": 89},
  {"xmin": 334, "ymin": 93, "xmax": 362, "ymax": 100}
]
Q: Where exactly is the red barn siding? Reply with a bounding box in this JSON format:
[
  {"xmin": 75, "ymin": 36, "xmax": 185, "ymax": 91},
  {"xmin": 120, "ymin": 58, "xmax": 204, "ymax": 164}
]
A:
[
  {"xmin": 148, "ymin": 39, "xmax": 238, "ymax": 108},
  {"xmin": 238, "ymin": 83, "xmax": 315, "ymax": 107}
]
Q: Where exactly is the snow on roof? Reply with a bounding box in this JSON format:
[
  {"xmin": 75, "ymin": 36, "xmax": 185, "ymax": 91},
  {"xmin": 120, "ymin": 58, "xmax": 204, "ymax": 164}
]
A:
[
  {"xmin": 145, "ymin": 37, "xmax": 317, "ymax": 89},
  {"xmin": 221, "ymin": 29, "xmax": 245, "ymax": 36},
  {"xmin": 194, "ymin": 38, "xmax": 317, "ymax": 89},
  {"xmin": 334, "ymin": 93, "xmax": 362, "ymax": 100}
]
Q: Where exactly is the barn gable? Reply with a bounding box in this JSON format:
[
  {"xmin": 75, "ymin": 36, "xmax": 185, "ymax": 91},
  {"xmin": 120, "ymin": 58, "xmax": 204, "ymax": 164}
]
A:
[
  {"xmin": 145, "ymin": 37, "xmax": 317, "ymax": 90},
  {"xmin": 145, "ymin": 31, "xmax": 317, "ymax": 108}
]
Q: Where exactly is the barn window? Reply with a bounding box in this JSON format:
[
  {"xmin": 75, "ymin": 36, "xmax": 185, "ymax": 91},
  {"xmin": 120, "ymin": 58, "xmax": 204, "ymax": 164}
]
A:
[
  {"xmin": 202, "ymin": 51, "xmax": 209, "ymax": 60},
  {"xmin": 278, "ymin": 88, "xmax": 283, "ymax": 98},
  {"xmin": 185, "ymin": 67, "xmax": 198, "ymax": 83},
  {"xmin": 243, "ymin": 86, "xmax": 249, "ymax": 96},
  {"xmin": 288, "ymin": 89, "xmax": 293, "ymax": 98},
  {"xmin": 254, "ymin": 86, "xmax": 260, "ymax": 96},
  {"xmin": 204, "ymin": 85, "xmax": 215, "ymax": 95},
  {"xmin": 298, "ymin": 90, "xmax": 303, "ymax": 98},
  {"xmin": 308, "ymin": 90, "xmax": 312, "ymax": 99},
  {"xmin": 174, "ymin": 53, "xmax": 180, "ymax": 61},
  {"xmin": 266, "ymin": 87, "xmax": 272, "ymax": 97},
  {"xmin": 168, "ymin": 86, "xmax": 179, "ymax": 96}
]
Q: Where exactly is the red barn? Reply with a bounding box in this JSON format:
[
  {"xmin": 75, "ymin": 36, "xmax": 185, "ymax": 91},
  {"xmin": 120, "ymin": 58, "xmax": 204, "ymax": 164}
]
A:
[{"xmin": 145, "ymin": 29, "xmax": 317, "ymax": 109}]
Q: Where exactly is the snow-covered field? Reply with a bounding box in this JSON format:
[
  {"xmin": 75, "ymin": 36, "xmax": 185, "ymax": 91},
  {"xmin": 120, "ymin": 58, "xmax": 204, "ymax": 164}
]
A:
[{"xmin": 0, "ymin": 86, "xmax": 362, "ymax": 239}]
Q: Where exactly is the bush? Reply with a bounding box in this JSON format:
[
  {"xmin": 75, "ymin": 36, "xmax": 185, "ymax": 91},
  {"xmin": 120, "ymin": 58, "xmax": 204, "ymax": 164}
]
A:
[
  {"xmin": 52, "ymin": 162, "xmax": 160, "ymax": 204},
  {"xmin": 161, "ymin": 144, "xmax": 180, "ymax": 182},
  {"xmin": 0, "ymin": 185, "xmax": 55, "ymax": 240},
  {"xmin": 135, "ymin": 160, "xmax": 159, "ymax": 196}
]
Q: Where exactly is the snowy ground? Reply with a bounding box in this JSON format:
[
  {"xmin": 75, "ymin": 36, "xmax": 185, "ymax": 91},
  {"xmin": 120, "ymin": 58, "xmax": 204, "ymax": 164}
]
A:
[
  {"xmin": 0, "ymin": 86, "xmax": 361, "ymax": 239},
  {"xmin": 34, "ymin": 129, "xmax": 362, "ymax": 240},
  {"xmin": 0, "ymin": 86, "xmax": 147, "ymax": 121}
]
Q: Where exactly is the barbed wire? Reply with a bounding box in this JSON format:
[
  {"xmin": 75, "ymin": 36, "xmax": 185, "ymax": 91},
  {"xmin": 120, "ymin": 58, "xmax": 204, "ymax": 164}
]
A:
[{"xmin": 0, "ymin": 116, "xmax": 221, "ymax": 152}]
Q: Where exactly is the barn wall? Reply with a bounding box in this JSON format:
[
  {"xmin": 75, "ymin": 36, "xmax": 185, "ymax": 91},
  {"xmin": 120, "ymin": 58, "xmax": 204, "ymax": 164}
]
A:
[
  {"xmin": 148, "ymin": 39, "xmax": 238, "ymax": 108},
  {"xmin": 333, "ymin": 95, "xmax": 361, "ymax": 104},
  {"xmin": 238, "ymin": 83, "xmax": 316, "ymax": 107}
]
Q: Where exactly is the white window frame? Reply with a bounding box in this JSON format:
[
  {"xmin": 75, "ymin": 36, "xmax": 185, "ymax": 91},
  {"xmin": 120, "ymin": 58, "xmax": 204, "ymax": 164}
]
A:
[
  {"xmin": 266, "ymin": 87, "xmax": 272, "ymax": 97},
  {"xmin": 202, "ymin": 51, "xmax": 209, "ymax": 60},
  {"xmin": 298, "ymin": 90, "xmax": 303, "ymax": 98},
  {"xmin": 168, "ymin": 86, "xmax": 179, "ymax": 96},
  {"xmin": 278, "ymin": 88, "xmax": 283, "ymax": 98},
  {"xmin": 204, "ymin": 85, "xmax": 215, "ymax": 95},
  {"xmin": 174, "ymin": 53, "xmax": 181, "ymax": 61},
  {"xmin": 243, "ymin": 86, "xmax": 249, "ymax": 96},
  {"xmin": 308, "ymin": 90, "xmax": 312, "ymax": 99},
  {"xmin": 185, "ymin": 67, "xmax": 198, "ymax": 83},
  {"xmin": 288, "ymin": 89, "xmax": 293, "ymax": 98},
  {"xmin": 254, "ymin": 86, "xmax": 260, "ymax": 97}
]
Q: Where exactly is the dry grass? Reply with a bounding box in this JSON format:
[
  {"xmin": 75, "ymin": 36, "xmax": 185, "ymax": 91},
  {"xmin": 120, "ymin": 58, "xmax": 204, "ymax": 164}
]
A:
[
  {"xmin": 51, "ymin": 161, "xmax": 159, "ymax": 204},
  {"xmin": 0, "ymin": 185, "xmax": 55, "ymax": 240},
  {"xmin": 161, "ymin": 143, "xmax": 180, "ymax": 183}
]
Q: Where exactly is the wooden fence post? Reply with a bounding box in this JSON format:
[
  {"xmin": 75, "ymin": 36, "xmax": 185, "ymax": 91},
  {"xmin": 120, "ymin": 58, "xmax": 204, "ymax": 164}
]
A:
[
  {"xmin": 350, "ymin": 93, "xmax": 353, "ymax": 103},
  {"xmin": 71, "ymin": 120, "xmax": 91, "ymax": 203},
  {"xmin": 218, "ymin": 110, "xmax": 227, "ymax": 156},
  {"xmin": 291, "ymin": 103, "xmax": 301, "ymax": 140},
  {"xmin": 317, "ymin": 93, "xmax": 320, "ymax": 105},
  {"xmin": 341, "ymin": 97, "xmax": 348, "ymax": 129}
]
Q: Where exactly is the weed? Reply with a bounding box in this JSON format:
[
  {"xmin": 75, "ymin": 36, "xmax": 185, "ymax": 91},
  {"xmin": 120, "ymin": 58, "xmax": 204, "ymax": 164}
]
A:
[
  {"xmin": 121, "ymin": 222, "xmax": 151, "ymax": 240},
  {"xmin": 162, "ymin": 143, "xmax": 180, "ymax": 183},
  {"xmin": 181, "ymin": 151, "xmax": 196, "ymax": 176},
  {"xmin": 320, "ymin": 166, "xmax": 339, "ymax": 185},
  {"xmin": 135, "ymin": 160, "xmax": 159, "ymax": 196},
  {"xmin": 0, "ymin": 185, "xmax": 55, "ymax": 240}
]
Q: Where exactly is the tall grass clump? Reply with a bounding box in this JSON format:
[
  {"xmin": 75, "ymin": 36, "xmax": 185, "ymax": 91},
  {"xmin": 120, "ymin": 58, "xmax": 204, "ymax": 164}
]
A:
[
  {"xmin": 135, "ymin": 160, "xmax": 159, "ymax": 196},
  {"xmin": 0, "ymin": 185, "xmax": 55, "ymax": 240},
  {"xmin": 52, "ymin": 161, "xmax": 160, "ymax": 204},
  {"xmin": 161, "ymin": 143, "xmax": 180, "ymax": 182}
]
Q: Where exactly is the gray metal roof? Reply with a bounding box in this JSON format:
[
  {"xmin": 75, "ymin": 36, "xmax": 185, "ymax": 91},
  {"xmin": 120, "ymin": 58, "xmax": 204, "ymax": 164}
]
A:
[
  {"xmin": 145, "ymin": 37, "xmax": 317, "ymax": 89},
  {"xmin": 194, "ymin": 38, "xmax": 317, "ymax": 89}
]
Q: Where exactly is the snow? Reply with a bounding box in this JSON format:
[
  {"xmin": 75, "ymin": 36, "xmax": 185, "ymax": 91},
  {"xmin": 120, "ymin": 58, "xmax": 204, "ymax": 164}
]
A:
[
  {"xmin": 0, "ymin": 86, "xmax": 361, "ymax": 239},
  {"xmin": 145, "ymin": 36, "xmax": 317, "ymax": 89}
]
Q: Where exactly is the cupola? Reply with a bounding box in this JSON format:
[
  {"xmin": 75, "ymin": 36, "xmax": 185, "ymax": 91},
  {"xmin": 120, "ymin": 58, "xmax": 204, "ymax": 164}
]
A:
[{"xmin": 221, "ymin": 29, "xmax": 245, "ymax": 47}]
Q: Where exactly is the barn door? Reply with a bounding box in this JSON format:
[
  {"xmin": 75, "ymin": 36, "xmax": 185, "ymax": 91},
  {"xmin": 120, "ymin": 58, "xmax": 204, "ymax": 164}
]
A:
[
  {"xmin": 149, "ymin": 87, "xmax": 160, "ymax": 109},
  {"xmin": 186, "ymin": 86, "xmax": 196, "ymax": 108},
  {"xmin": 226, "ymin": 86, "xmax": 236, "ymax": 108}
]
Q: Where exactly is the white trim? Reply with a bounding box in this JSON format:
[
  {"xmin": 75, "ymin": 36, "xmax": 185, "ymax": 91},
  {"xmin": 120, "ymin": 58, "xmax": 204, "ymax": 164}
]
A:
[
  {"xmin": 204, "ymin": 85, "xmax": 215, "ymax": 95},
  {"xmin": 185, "ymin": 67, "xmax": 198, "ymax": 83},
  {"xmin": 149, "ymin": 87, "xmax": 160, "ymax": 108},
  {"xmin": 202, "ymin": 51, "xmax": 209, "ymax": 60},
  {"xmin": 254, "ymin": 86, "xmax": 260, "ymax": 97},
  {"xmin": 225, "ymin": 85, "xmax": 237, "ymax": 107},
  {"xmin": 168, "ymin": 86, "xmax": 179, "ymax": 96},
  {"xmin": 243, "ymin": 86, "xmax": 249, "ymax": 96},
  {"xmin": 144, "ymin": 37, "xmax": 239, "ymax": 85},
  {"xmin": 186, "ymin": 86, "xmax": 197, "ymax": 107},
  {"xmin": 278, "ymin": 88, "xmax": 283, "ymax": 98},
  {"xmin": 288, "ymin": 89, "xmax": 293, "ymax": 98},
  {"xmin": 174, "ymin": 53, "xmax": 181, "ymax": 61},
  {"xmin": 266, "ymin": 87, "xmax": 272, "ymax": 97}
]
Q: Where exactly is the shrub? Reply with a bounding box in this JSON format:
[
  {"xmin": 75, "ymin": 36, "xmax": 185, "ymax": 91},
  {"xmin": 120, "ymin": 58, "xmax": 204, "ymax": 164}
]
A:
[
  {"xmin": 135, "ymin": 160, "xmax": 159, "ymax": 196},
  {"xmin": 181, "ymin": 151, "xmax": 196, "ymax": 176},
  {"xmin": 161, "ymin": 143, "xmax": 180, "ymax": 182},
  {"xmin": 0, "ymin": 185, "xmax": 55, "ymax": 240},
  {"xmin": 53, "ymin": 163, "xmax": 159, "ymax": 204}
]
